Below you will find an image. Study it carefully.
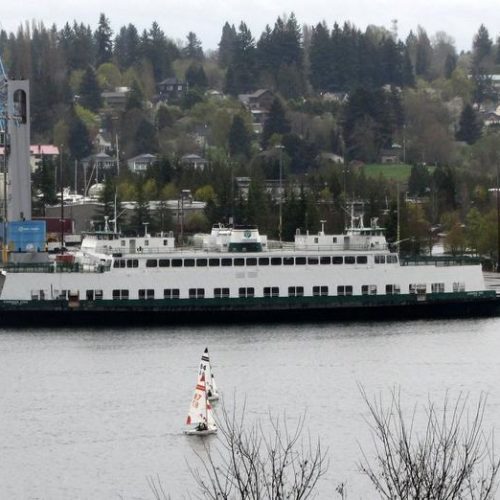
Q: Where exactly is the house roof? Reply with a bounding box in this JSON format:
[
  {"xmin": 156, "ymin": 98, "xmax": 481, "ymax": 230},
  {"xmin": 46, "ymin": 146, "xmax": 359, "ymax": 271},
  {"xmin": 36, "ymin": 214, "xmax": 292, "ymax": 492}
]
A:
[
  {"xmin": 181, "ymin": 154, "xmax": 207, "ymax": 162},
  {"xmin": 0, "ymin": 145, "xmax": 60, "ymax": 155},
  {"xmin": 30, "ymin": 145, "xmax": 60, "ymax": 155},
  {"xmin": 128, "ymin": 153, "xmax": 157, "ymax": 162},
  {"xmin": 158, "ymin": 77, "xmax": 186, "ymax": 85}
]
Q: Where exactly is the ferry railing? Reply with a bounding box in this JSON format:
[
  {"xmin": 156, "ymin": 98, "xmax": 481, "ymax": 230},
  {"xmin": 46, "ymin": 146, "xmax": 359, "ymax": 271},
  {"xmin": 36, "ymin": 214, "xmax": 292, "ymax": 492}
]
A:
[
  {"xmin": 3, "ymin": 262, "xmax": 109, "ymax": 273},
  {"xmin": 400, "ymin": 255, "xmax": 481, "ymax": 266},
  {"xmin": 91, "ymin": 242, "xmax": 390, "ymax": 255}
]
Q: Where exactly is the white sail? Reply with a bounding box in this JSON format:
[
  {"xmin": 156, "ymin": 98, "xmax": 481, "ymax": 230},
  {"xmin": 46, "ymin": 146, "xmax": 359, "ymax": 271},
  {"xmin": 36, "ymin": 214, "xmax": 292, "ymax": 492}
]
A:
[
  {"xmin": 185, "ymin": 372, "xmax": 216, "ymax": 431},
  {"xmin": 199, "ymin": 347, "xmax": 219, "ymax": 401}
]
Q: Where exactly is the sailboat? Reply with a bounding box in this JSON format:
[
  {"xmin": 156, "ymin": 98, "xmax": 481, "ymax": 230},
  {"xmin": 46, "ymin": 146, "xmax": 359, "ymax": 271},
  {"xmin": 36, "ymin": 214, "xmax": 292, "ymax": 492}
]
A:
[
  {"xmin": 184, "ymin": 371, "xmax": 217, "ymax": 435},
  {"xmin": 199, "ymin": 347, "xmax": 220, "ymax": 402}
]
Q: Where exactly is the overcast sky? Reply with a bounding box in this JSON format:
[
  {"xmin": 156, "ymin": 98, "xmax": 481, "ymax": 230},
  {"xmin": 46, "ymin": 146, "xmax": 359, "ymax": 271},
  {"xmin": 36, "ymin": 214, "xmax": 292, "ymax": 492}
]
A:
[{"xmin": 1, "ymin": 0, "xmax": 499, "ymax": 53}]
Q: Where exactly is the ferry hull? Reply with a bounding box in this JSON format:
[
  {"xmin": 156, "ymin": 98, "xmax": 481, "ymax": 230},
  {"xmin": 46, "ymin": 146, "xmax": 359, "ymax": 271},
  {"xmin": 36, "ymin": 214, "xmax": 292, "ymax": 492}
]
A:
[{"xmin": 0, "ymin": 293, "xmax": 498, "ymax": 327}]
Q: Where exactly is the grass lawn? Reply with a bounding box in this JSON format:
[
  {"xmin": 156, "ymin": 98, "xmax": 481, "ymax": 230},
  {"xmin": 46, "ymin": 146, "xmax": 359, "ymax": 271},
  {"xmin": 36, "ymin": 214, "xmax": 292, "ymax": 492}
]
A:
[{"xmin": 363, "ymin": 163, "xmax": 412, "ymax": 182}]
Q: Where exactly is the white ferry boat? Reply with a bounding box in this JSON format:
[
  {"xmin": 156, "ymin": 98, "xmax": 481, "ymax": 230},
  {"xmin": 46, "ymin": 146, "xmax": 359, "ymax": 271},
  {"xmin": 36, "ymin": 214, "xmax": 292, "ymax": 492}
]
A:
[{"xmin": 0, "ymin": 215, "xmax": 497, "ymax": 325}]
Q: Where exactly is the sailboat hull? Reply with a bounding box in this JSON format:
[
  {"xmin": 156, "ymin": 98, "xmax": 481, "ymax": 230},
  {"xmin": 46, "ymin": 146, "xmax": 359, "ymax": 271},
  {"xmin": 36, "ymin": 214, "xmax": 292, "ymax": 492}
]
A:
[{"xmin": 184, "ymin": 428, "xmax": 217, "ymax": 436}]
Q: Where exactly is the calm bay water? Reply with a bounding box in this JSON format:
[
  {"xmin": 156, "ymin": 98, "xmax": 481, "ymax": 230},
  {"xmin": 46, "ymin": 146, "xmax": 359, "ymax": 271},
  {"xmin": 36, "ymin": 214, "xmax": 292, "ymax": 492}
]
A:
[{"xmin": 1, "ymin": 318, "xmax": 500, "ymax": 499}]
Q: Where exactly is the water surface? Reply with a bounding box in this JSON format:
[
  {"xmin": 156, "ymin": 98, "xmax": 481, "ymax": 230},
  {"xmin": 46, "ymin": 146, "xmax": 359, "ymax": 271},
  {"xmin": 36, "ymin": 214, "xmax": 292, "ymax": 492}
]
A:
[{"xmin": 1, "ymin": 318, "xmax": 499, "ymax": 498}]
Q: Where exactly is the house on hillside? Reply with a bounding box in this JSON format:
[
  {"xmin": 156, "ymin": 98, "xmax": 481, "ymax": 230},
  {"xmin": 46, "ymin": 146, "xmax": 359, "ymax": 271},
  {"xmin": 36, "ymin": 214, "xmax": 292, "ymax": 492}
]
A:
[
  {"xmin": 127, "ymin": 154, "xmax": 157, "ymax": 173},
  {"xmin": 380, "ymin": 144, "xmax": 403, "ymax": 164},
  {"xmin": 238, "ymin": 89, "xmax": 274, "ymax": 135},
  {"xmin": 181, "ymin": 154, "xmax": 208, "ymax": 170},
  {"xmin": 29, "ymin": 145, "xmax": 60, "ymax": 172},
  {"xmin": 157, "ymin": 78, "xmax": 188, "ymax": 102},
  {"xmin": 101, "ymin": 87, "xmax": 130, "ymax": 111},
  {"xmin": 95, "ymin": 131, "xmax": 113, "ymax": 154},
  {"xmin": 238, "ymin": 89, "xmax": 274, "ymax": 111},
  {"xmin": 81, "ymin": 153, "xmax": 117, "ymax": 182}
]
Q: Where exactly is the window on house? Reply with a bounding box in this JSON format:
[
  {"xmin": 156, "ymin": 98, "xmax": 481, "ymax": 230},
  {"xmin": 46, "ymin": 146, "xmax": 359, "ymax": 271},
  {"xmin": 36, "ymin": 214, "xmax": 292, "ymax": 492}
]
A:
[
  {"xmin": 337, "ymin": 286, "xmax": 353, "ymax": 296},
  {"xmin": 189, "ymin": 288, "xmax": 205, "ymax": 299},
  {"xmin": 288, "ymin": 286, "xmax": 304, "ymax": 297},
  {"xmin": 112, "ymin": 289, "xmax": 129, "ymax": 300}
]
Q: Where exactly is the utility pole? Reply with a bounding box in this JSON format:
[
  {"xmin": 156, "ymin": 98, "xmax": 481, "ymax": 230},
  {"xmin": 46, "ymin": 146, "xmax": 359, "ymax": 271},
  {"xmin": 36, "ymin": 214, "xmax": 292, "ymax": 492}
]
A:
[
  {"xmin": 59, "ymin": 146, "xmax": 64, "ymax": 254},
  {"xmin": 497, "ymin": 162, "xmax": 500, "ymax": 272},
  {"xmin": 275, "ymin": 144, "xmax": 284, "ymax": 244}
]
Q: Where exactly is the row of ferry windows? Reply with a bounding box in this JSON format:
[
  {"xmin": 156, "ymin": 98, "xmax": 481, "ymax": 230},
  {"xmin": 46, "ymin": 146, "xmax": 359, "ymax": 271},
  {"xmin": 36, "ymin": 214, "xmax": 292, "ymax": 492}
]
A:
[
  {"xmin": 31, "ymin": 282, "xmax": 465, "ymax": 300},
  {"xmin": 105, "ymin": 282, "xmax": 462, "ymax": 300},
  {"xmin": 113, "ymin": 254, "xmax": 399, "ymax": 269}
]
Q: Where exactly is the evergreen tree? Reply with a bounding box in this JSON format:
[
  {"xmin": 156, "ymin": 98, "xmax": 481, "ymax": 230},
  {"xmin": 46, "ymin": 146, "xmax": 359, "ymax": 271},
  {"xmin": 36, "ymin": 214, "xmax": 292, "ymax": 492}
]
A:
[
  {"xmin": 228, "ymin": 115, "xmax": 252, "ymax": 158},
  {"xmin": 68, "ymin": 22, "xmax": 95, "ymax": 70},
  {"xmin": 309, "ymin": 22, "xmax": 332, "ymax": 92},
  {"xmin": 34, "ymin": 155, "xmax": 57, "ymax": 213},
  {"xmin": 125, "ymin": 79, "xmax": 144, "ymax": 111},
  {"xmin": 257, "ymin": 14, "xmax": 304, "ymax": 96},
  {"xmin": 99, "ymin": 174, "xmax": 117, "ymax": 220},
  {"xmin": 223, "ymin": 22, "xmax": 256, "ymax": 95},
  {"xmin": 185, "ymin": 62, "xmax": 208, "ymax": 90},
  {"xmin": 183, "ymin": 31, "xmax": 204, "ymax": 60},
  {"xmin": 68, "ymin": 110, "xmax": 92, "ymax": 159},
  {"xmin": 94, "ymin": 13, "xmax": 113, "ymax": 66},
  {"xmin": 408, "ymin": 164, "xmax": 431, "ymax": 196},
  {"xmin": 218, "ymin": 22, "xmax": 237, "ymax": 67},
  {"xmin": 444, "ymin": 52, "xmax": 457, "ymax": 79},
  {"xmin": 79, "ymin": 64, "xmax": 102, "ymax": 111},
  {"xmin": 472, "ymin": 24, "xmax": 492, "ymax": 67},
  {"xmin": 456, "ymin": 104, "xmax": 482, "ymax": 145},
  {"xmin": 131, "ymin": 181, "xmax": 150, "ymax": 235},
  {"xmin": 415, "ymin": 27, "xmax": 432, "ymax": 79},
  {"xmin": 261, "ymin": 97, "xmax": 291, "ymax": 148},
  {"xmin": 135, "ymin": 118, "xmax": 158, "ymax": 154},
  {"xmin": 114, "ymin": 24, "xmax": 140, "ymax": 69},
  {"xmin": 141, "ymin": 22, "xmax": 173, "ymax": 82},
  {"xmin": 401, "ymin": 45, "xmax": 415, "ymax": 86}
]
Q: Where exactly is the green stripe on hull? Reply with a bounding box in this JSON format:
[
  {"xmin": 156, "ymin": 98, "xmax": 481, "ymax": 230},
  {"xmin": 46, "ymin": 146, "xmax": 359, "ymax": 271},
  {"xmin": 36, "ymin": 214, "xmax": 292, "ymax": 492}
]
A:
[{"xmin": 0, "ymin": 291, "xmax": 495, "ymax": 312}]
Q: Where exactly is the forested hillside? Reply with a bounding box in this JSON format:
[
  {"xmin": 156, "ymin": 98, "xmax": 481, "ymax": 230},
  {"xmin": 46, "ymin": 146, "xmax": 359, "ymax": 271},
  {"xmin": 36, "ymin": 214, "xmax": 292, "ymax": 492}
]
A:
[{"xmin": 1, "ymin": 14, "xmax": 500, "ymax": 261}]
